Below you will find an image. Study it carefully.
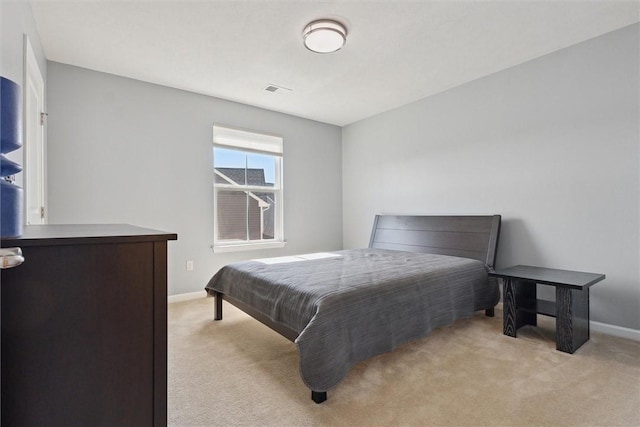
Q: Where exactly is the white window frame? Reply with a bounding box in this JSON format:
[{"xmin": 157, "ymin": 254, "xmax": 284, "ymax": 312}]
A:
[{"xmin": 213, "ymin": 124, "xmax": 284, "ymax": 253}]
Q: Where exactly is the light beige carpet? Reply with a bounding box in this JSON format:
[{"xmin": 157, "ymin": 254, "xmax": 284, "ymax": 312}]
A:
[{"xmin": 168, "ymin": 298, "xmax": 640, "ymax": 427}]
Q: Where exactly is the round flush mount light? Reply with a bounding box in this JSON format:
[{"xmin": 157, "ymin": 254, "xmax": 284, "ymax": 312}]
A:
[{"xmin": 303, "ymin": 19, "xmax": 347, "ymax": 54}]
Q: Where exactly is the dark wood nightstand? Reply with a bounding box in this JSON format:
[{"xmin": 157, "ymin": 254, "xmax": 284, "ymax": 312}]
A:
[{"xmin": 489, "ymin": 265, "xmax": 605, "ymax": 354}]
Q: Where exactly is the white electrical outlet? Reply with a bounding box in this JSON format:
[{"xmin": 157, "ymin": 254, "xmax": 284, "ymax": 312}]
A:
[{"xmin": 186, "ymin": 260, "xmax": 194, "ymax": 271}]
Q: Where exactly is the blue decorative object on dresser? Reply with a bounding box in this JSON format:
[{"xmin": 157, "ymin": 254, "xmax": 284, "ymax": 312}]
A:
[
  {"xmin": 1, "ymin": 77, "xmax": 23, "ymax": 152},
  {"xmin": 0, "ymin": 154, "xmax": 22, "ymax": 177},
  {"xmin": 1, "ymin": 76, "xmax": 24, "ymax": 237}
]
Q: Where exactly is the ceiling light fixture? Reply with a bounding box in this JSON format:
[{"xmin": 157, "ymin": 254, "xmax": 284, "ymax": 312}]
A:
[{"xmin": 302, "ymin": 19, "xmax": 347, "ymax": 54}]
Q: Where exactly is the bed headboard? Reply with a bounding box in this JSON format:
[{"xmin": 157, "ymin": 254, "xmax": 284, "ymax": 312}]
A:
[{"xmin": 368, "ymin": 215, "xmax": 501, "ymax": 268}]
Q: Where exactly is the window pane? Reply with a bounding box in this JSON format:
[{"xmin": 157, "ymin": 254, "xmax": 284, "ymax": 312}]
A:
[
  {"xmin": 217, "ymin": 190, "xmax": 277, "ymax": 242},
  {"xmin": 247, "ymin": 153, "xmax": 276, "ymax": 186},
  {"xmin": 217, "ymin": 190, "xmax": 248, "ymax": 241},
  {"xmin": 252, "ymin": 191, "xmax": 276, "ymax": 240},
  {"xmin": 214, "ymin": 147, "xmax": 246, "ymax": 185}
]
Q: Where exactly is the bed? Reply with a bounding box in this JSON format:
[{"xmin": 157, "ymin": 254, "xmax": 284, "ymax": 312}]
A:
[{"xmin": 205, "ymin": 214, "xmax": 501, "ymax": 403}]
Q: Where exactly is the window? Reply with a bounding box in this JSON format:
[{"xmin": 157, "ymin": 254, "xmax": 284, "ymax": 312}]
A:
[{"xmin": 213, "ymin": 125, "xmax": 284, "ymax": 252}]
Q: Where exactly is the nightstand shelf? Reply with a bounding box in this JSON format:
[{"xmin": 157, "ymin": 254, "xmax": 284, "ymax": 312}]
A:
[
  {"xmin": 517, "ymin": 298, "xmax": 556, "ymax": 318},
  {"xmin": 489, "ymin": 265, "xmax": 605, "ymax": 354}
]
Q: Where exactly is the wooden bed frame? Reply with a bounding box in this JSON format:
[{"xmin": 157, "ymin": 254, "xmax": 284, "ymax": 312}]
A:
[{"xmin": 212, "ymin": 214, "xmax": 501, "ymax": 403}]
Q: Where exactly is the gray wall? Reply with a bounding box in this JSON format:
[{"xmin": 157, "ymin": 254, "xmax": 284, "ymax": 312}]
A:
[
  {"xmin": 1, "ymin": 1, "xmax": 46, "ymax": 95},
  {"xmin": 342, "ymin": 24, "xmax": 639, "ymax": 331},
  {"xmin": 46, "ymin": 62, "xmax": 343, "ymax": 296},
  {"xmin": 0, "ymin": 1, "xmax": 47, "ymax": 185}
]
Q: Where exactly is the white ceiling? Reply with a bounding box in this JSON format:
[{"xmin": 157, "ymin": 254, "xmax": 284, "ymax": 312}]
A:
[{"xmin": 30, "ymin": 1, "xmax": 639, "ymax": 126}]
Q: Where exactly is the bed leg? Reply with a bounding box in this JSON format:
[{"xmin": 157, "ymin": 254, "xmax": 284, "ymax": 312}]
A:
[
  {"xmin": 311, "ymin": 391, "xmax": 327, "ymax": 404},
  {"xmin": 214, "ymin": 291, "xmax": 223, "ymax": 321},
  {"xmin": 485, "ymin": 308, "xmax": 495, "ymax": 317}
]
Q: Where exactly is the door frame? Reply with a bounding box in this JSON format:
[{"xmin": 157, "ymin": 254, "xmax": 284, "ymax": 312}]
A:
[{"xmin": 23, "ymin": 35, "xmax": 47, "ymax": 225}]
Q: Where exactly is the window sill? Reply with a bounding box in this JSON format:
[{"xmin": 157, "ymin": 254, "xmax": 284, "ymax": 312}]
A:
[{"xmin": 213, "ymin": 241, "xmax": 286, "ymax": 253}]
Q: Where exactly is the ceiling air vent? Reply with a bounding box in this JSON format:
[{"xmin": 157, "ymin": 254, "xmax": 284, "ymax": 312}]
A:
[{"xmin": 264, "ymin": 84, "xmax": 292, "ymax": 94}]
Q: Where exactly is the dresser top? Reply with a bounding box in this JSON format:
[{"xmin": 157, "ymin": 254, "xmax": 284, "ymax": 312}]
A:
[{"xmin": 1, "ymin": 224, "xmax": 177, "ymax": 247}]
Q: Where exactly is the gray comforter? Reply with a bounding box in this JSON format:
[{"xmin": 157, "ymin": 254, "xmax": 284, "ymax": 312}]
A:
[{"xmin": 205, "ymin": 248, "xmax": 499, "ymax": 392}]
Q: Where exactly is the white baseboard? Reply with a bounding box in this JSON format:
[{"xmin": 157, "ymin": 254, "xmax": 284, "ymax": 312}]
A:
[
  {"xmin": 494, "ymin": 302, "xmax": 640, "ymax": 342},
  {"xmin": 168, "ymin": 290, "xmax": 207, "ymax": 304},
  {"xmin": 590, "ymin": 321, "xmax": 640, "ymax": 342}
]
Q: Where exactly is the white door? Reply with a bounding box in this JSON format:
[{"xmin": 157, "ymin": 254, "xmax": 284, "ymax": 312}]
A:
[{"xmin": 24, "ymin": 36, "xmax": 46, "ymax": 225}]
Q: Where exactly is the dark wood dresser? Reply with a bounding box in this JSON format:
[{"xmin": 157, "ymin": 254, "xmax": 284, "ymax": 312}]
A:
[{"xmin": 0, "ymin": 224, "xmax": 177, "ymax": 427}]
